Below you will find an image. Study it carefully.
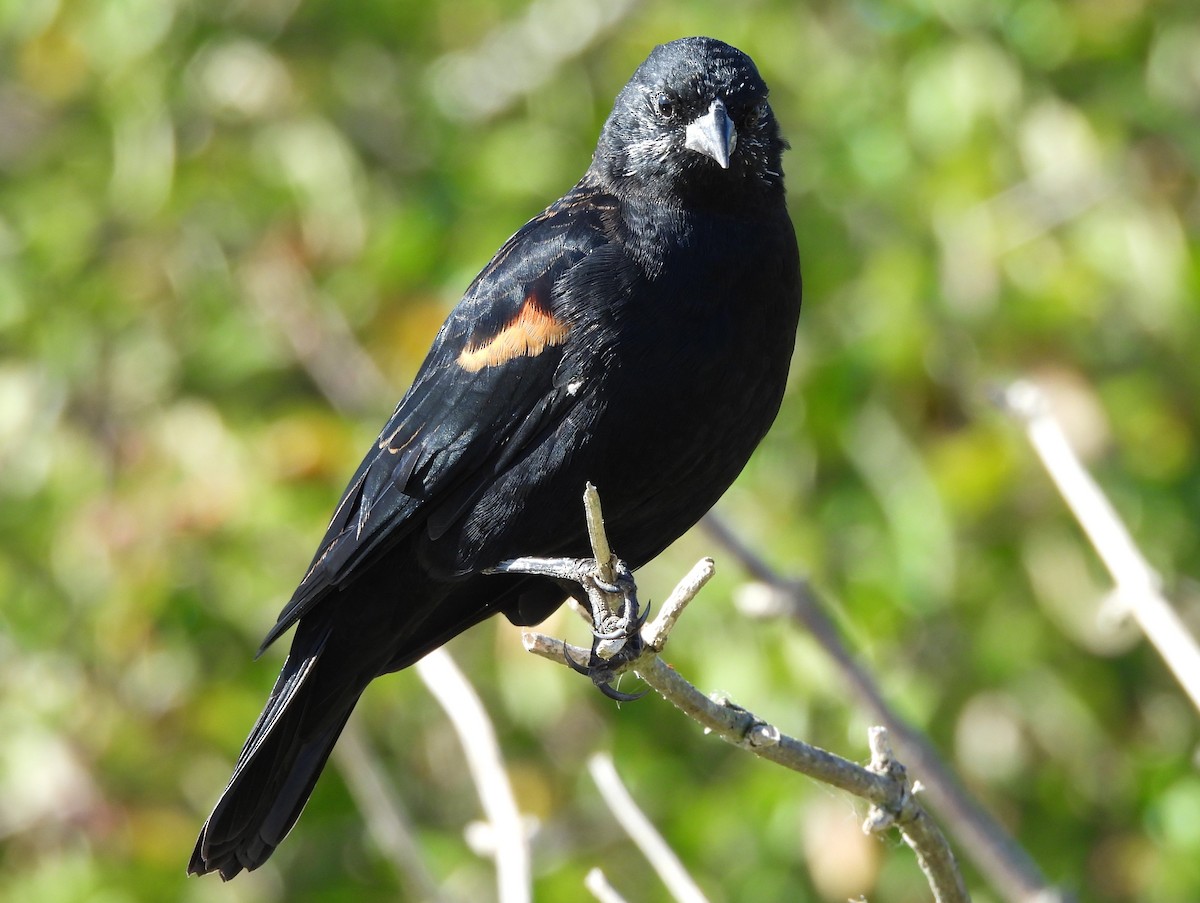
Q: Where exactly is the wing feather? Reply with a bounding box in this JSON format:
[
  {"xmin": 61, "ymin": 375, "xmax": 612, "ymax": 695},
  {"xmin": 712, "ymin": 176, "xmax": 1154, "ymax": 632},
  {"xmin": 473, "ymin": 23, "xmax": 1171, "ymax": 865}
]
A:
[{"xmin": 258, "ymin": 189, "xmax": 613, "ymax": 651}]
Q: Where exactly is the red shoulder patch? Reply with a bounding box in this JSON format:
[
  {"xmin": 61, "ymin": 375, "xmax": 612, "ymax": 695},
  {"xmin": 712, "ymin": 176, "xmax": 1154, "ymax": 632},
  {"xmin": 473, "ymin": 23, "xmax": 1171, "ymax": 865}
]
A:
[{"xmin": 457, "ymin": 294, "xmax": 569, "ymax": 372}]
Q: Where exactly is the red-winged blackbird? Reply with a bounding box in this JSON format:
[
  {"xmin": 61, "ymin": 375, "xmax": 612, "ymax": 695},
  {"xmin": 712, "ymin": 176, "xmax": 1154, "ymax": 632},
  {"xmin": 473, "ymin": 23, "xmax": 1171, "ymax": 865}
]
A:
[{"xmin": 189, "ymin": 36, "xmax": 801, "ymax": 879}]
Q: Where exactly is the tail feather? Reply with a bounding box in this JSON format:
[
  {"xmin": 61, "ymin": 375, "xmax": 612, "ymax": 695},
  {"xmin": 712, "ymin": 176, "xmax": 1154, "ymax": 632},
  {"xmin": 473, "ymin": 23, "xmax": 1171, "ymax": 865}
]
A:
[{"xmin": 188, "ymin": 627, "xmax": 363, "ymax": 880}]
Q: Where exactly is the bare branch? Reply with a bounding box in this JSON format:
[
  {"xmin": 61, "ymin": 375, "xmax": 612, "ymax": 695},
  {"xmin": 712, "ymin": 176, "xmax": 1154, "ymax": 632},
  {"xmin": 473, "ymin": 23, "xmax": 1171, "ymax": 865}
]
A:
[
  {"xmin": 585, "ymin": 868, "xmax": 631, "ymax": 903},
  {"xmin": 585, "ymin": 482, "xmax": 617, "ymax": 586},
  {"xmin": 642, "ymin": 557, "xmax": 715, "ymax": 652},
  {"xmin": 635, "ymin": 651, "xmax": 968, "ymax": 902},
  {"xmin": 588, "ymin": 753, "xmax": 710, "ymax": 903},
  {"xmin": 523, "ymin": 631, "xmax": 588, "ymax": 663},
  {"xmin": 415, "ymin": 648, "xmax": 531, "ymax": 903},
  {"xmin": 672, "ymin": 670, "xmax": 961, "ymax": 896},
  {"xmin": 519, "ymin": 492, "xmax": 972, "ymax": 903},
  {"xmin": 704, "ymin": 512, "xmax": 1068, "ymax": 903},
  {"xmin": 865, "ymin": 728, "xmax": 968, "ymax": 902},
  {"xmin": 1001, "ymin": 379, "xmax": 1200, "ymax": 715}
]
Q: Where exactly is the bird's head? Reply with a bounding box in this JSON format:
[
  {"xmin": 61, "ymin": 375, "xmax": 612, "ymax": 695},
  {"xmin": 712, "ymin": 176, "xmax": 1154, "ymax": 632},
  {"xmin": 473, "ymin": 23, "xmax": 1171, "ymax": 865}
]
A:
[{"xmin": 591, "ymin": 37, "xmax": 787, "ymax": 206}]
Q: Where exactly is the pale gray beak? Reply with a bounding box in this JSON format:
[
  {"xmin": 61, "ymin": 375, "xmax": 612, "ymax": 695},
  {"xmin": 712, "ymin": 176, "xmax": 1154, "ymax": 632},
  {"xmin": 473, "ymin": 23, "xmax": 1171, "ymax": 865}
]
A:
[{"xmin": 684, "ymin": 99, "xmax": 737, "ymax": 169}]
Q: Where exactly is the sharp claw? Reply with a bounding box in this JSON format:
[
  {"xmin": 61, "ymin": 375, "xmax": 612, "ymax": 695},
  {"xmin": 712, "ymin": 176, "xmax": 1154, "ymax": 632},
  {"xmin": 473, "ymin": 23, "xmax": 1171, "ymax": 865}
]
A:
[
  {"xmin": 597, "ymin": 681, "xmax": 649, "ymax": 702},
  {"xmin": 632, "ymin": 599, "xmax": 651, "ymax": 629},
  {"xmin": 565, "ymin": 639, "xmax": 648, "ymax": 702},
  {"xmin": 563, "ymin": 645, "xmax": 593, "ymax": 676}
]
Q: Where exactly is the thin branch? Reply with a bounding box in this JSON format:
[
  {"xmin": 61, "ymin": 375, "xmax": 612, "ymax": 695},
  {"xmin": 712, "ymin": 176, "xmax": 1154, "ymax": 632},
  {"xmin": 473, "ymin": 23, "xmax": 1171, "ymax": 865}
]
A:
[
  {"xmin": 526, "ymin": 625, "xmax": 968, "ymax": 901},
  {"xmin": 588, "ymin": 753, "xmax": 710, "ymax": 903},
  {"xmin": 332, "ymin": 717, "xmax": 449, "ymax": 902},
  {"xmin": 415, "ymin": 648, "xmax": 531, "ymax": 903},
  {"xmin": 535, "ymin": 640, "xmax": 968, "ymax": 899},
  {"xmin": 865, "ymin": 728, "xmax": 965, "ymax": 900},
  {"xmin": 635, "ymin": 659, "xmax": 941, "ymax": 827},
  {"xmin": 703, "ymin": 512, "xmax": 1067, "ymax": 903},
  {"xmin": 585, "ymin": 868, "xmax": 631, "ymax": 903},
  {"xmin": 585, "ymin": 482, "xmax": 617, "ymax": 585},
  {"xmin": 520, "ymin": 491, "xmax": 971, "ymax": 903},
  {"xmin": 643, "ymin": 557, "xmax": 715, "ymax": 651},
  {"xmin": 1000, "ymin": 379, "xmax": 1200, "ymax": 715}
]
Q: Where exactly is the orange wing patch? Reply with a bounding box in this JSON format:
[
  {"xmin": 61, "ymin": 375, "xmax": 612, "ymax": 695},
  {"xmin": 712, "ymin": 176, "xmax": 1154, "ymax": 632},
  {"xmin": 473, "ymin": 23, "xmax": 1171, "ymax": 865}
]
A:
[{"xmin": 457, "ymin": 296, "xmax": 569, "ymax": 372}]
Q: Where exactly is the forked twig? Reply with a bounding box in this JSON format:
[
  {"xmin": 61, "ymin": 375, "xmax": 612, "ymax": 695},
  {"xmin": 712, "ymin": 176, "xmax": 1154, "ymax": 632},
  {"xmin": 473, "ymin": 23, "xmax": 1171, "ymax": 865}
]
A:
[{"xmin": 518, "ymin": 487, "xmax": 970, "ymax": 903}]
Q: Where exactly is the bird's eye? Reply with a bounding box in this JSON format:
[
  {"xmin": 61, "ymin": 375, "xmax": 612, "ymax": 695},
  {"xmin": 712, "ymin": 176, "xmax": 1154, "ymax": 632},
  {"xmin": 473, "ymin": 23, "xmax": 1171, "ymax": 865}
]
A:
[
  {"xmin": 744, "ymin": 100, "xmax": 768, "ymax": 129},
  {"xmin": 654, "ymin": 92, "xmax": 678, "ymax": 119}
]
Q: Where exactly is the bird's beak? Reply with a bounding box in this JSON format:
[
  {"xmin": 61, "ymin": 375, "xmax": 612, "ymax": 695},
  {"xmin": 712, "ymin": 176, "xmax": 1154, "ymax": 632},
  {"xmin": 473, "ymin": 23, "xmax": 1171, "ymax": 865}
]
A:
[{"xmin": 684, "ymin": 99, "xmax": 737, "ymax": 169}]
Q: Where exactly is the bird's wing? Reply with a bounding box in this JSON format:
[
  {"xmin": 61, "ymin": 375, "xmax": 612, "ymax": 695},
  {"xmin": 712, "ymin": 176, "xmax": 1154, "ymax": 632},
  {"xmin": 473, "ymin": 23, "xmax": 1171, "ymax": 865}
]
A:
[{"xmin": 258, "ymin": 189, "xmax": 617, "ymax": 652}]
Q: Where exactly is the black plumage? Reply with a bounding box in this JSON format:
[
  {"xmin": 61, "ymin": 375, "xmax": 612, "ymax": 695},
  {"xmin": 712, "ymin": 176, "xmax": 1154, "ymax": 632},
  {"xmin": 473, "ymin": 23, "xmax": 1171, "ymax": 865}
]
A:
[{"xmin": 189, "ymin": 36, "xmax": 801, "ymax": 879}]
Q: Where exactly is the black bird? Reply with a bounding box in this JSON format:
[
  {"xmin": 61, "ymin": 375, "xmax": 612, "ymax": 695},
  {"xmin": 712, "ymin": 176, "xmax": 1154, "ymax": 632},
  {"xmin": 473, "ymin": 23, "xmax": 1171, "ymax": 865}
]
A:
[{"xmin": 189, "ymin": 35, "xmax": 801, "ymax": 879}]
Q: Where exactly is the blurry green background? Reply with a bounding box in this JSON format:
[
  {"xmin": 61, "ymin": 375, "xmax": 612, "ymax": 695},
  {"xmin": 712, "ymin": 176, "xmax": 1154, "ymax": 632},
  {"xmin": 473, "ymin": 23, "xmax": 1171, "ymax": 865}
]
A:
[{"xmin": 2, "ymin": 0, "xmax": 1199, "ymax": 900}]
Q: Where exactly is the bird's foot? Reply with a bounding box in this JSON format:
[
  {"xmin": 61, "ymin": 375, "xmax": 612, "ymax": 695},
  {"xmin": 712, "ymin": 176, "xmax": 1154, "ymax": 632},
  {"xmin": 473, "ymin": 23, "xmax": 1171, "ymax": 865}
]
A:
[
  {"xmin": 588, "ymin": 563, "xmax": 649, "ymax": 647},
  {"xmin": 575, "ymin": 560, "xmax": 649, "ymax": 700},
  {"xmin": 487, "ymin": 554, "xmax": 650, "ymax": 701}
]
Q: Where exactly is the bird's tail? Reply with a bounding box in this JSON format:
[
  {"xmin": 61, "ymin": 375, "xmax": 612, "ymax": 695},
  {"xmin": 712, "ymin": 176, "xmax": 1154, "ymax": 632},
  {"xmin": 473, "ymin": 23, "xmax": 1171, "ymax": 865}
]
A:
[{"xmin": 188, "ymin": 625, "xmax": 364, "ymax": 880}]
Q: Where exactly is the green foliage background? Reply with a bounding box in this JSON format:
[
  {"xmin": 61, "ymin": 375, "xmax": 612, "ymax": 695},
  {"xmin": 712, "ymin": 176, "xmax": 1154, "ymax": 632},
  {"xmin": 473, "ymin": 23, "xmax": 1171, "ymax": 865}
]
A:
[{"xmin": 2, "ymin": 0, "xmax": 1198, "ymax": 900}]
